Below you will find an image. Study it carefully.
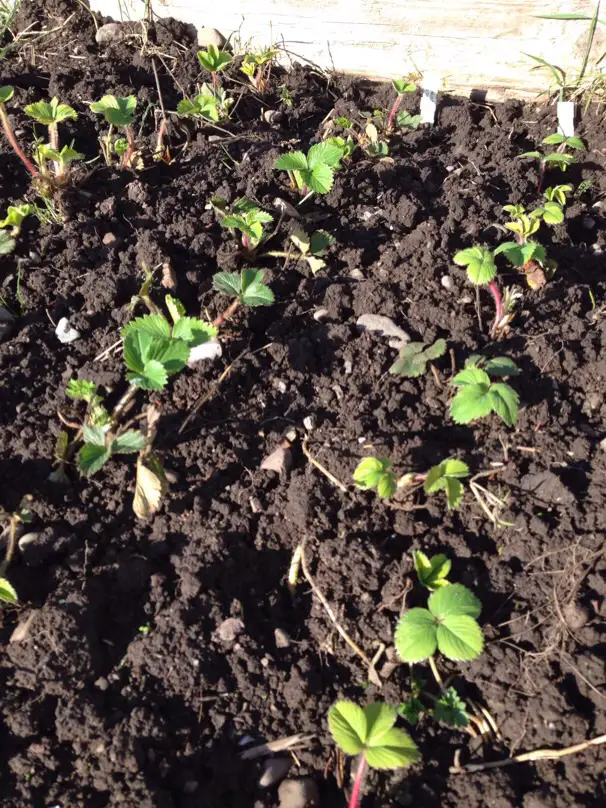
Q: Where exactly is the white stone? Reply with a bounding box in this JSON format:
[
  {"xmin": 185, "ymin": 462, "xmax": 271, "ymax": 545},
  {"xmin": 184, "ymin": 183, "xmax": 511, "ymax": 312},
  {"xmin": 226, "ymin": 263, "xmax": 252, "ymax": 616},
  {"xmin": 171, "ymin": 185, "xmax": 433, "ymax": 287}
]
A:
[
  {"xmin": 197, "ymin": 27, "xmax": 226, "ymax": 48},
  {"xmin": 55, "ymin": 317, "xmax": 81, "ymax": 344}
]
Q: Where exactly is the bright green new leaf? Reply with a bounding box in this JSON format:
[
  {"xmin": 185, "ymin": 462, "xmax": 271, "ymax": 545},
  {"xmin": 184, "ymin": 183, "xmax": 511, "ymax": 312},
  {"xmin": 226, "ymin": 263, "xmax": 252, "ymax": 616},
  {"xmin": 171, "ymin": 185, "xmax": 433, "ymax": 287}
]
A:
[
  {"xmin": 394, "ymin": 608, "xmax": 439, "ymax": 662},
  {"xmin": 165, "ymin": 294, "xmax": 186, "ymax": 323},
  {"xmin": 392, "ymin": 79, "xmax": 416, "ymax": 94},
  {"xmin": 433, "ymin": 687, "xmax": 469, "ymax": 727},
  {"xmin": 308, "ymin": 162, "xmax": 333, "ymax": 193},
  {"xmin": 488, "ymin": 383, "xmax": 519, "ymax": 427},
  {"xmin": 66, "ymin": 378, "xmax": 97, "ymax": 402},
  {"xmin": 352, "ymin": 457, "xmax": 397, "ymax": 498},
  {"xmin": 197, "ymin": 45, "xmax": 232, "ymax": 73},
  {"xmin": 0, "ymin": 86, "xmax": 14, "ymax": 103},
  {"xmin": 412, "ymin": 550, "xmax": 451, "ymax": 590},
  {"xmin": 0, "ymin": 203, "xmax": 35, "ymax": 234},
  {"xmin": 274, "ymin": 151, "xmax": 308, "ymax": 171},
  {"xmin": 429, "ymin": 583, "xmax": 481, "ymax": 619},
  {"xmin": 328, "ymin": 701, "xmax": 418, "ymax": 769},
  {"xmin": 112, "ymin": 431, "xmax": 146, "ymax": 453},
  {"xmin": 24, "ymin": 97, "xmax": 77, "ymax": 124},
  {"xmin": 0, "ymin": 577, "xmax": 18, "ymax": 603},
  {"xmin": 542, "ymin": 132, "xmax": 565, "ymax": 145},
  {"xmin": 451, "ymin": 366, "xmax": 491, "ymax": 387},
  {"xmin": 78, "ymin": 443, "xmax": 111, "ymax": 476},
  {"xmin": 453, "ymin": 246, "xmax": 496, "ymax": 286},
  {"xmin": 423, "ymin": 458, "xmax": 469, "ymax": 509},
  {"xmin": 307, "ymin": 141, "xmax": 343, "ymax": 169},
  {"xmin": 450, "ymin": 384, "xmax": 494, "ymax": 423},
  {"xmin": 450, "ymin": 365, "xmax": 518, "ymax": 426},
  {"xmin": 172, "ymin": 316, "xmax": 217, "ymax": 347},
  {"xmin": 90, "ymin": 95, "xmax": 137, "ymax": 126},
  {"xmin": 122, "ymin": 315, "xmax": 171, "ymax": 341}
]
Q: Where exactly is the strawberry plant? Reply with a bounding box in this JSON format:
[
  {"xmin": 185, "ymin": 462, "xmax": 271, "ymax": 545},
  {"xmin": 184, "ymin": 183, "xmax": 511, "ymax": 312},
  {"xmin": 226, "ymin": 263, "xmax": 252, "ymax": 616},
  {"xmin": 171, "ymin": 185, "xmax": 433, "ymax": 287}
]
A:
[
  {"xmin": 215, "ymin": 197, "xmax": 273, "ymax": 252},
  {"xmin": 177, "ymin": 85, "xmax": 232, "ymax": 123},
  {"xmin": 25, "ymin": 96, "xmax": 82, "ymax": 183},
  {"xmin": 453, "ymin": 246, "xmax": 503, "ymax": 334},
  {"xmin": 353, "ymin": 457, "xmax": 398, "ymax": 498},
  {"xmin": 212, "ymin": 268, "xmax": 274, "ymax": 325},
  {"xmin": 520, "ymin": 132, "xmax": 585, "ymax": 191},
  {"xmin": 386, "ymin": 78, "xmax": 417, "ymax": 131},
  {"xmin": 274, "ymin": 141, "xmax": 344, "ymax": 196},
  {"xmin": 197, "ymin": 44, "xmax": 231, "ymax": 90},
  {"xmin": 412, "ymin": 551, "xmax": 451, "ymax": 591},
  {"xmin": 422, "ymin": 458, "xmax": 469, "ymax": 509},
  {"xmin": 389, "ymin": 339, "xmax": 446, "ymax": 377},
  {"xmin": 265, "ymin": 225, "xmax": 334, "ymax": 273},
  {"xmin": 328, "ymin": 701, "xmax": 419, "ymax": 808},
  {"xmin": 240, "ymin": 47, "xmax": 277, "ymax": 92},
  {"xmin": 90, "ymin": 95, "xmax": 138, "ymax": 169},
  {"xmin": 395, "ymin": 583, "xmax": 483, "ymax": 663},
  {"xmin": 449, "ymin": 355, "xmax": 520, "ymax": 426}
]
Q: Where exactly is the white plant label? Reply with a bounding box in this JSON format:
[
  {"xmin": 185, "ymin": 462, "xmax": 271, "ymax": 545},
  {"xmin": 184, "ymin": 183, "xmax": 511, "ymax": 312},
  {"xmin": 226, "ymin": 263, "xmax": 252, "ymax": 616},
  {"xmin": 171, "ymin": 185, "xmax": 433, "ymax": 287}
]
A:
[
  {"xmin": 420, "ymin": 73, "xmax": 440, "ymax": 125},
  {"xmin": 557, "ymin": 101, "xmax": 575, "ymax": 137}
]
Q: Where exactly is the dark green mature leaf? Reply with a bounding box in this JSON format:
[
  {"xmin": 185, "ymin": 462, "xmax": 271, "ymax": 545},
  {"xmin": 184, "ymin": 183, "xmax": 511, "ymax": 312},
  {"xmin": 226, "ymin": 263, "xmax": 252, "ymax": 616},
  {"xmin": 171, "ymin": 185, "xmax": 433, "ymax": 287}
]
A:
[
  {"xmin": 112, "ymin": 431, "xmax": 146, "ymax": 453},
  {"xmin": 127, "ymin": 359, "xmax": 168, "ymax": 390},
  {"xmin": 239, "ymin": 268, "xmax": 274, "ymax": 306},
  {"xmin": 483, "ymin": 357, "xmax": 520, "ymax": 377},
  {"xmin": 433, "ymin": 687, "xmax": 469, "ymax": 727},
  {"xmin": 172, "ymin": 317, "xmax": 217, "ymax": 347},
  {"xmin": 122, "ymin": 315, "xmax": 171, "ymax": 341},
  {"xmin": 310, "ymin": 229, "xmax": 334, "ymax": 255},
  {"xmin": 212, "ymin": 271, "xmax": 242, "ymax": 299},
  {"xmin": 307, "ymin": 162, "xmax": 334, "ymax": 193},
  {"xmin": 0, "ymin": 85, "xmax": 14, "ymax": 103},
  {"xmin": 307, "ymin": 141, "xmax": 343, "ymax": 168},
  {"xmin": 78, "ymin": 443, "xmax": 111, "ymax": 476},
  {"xmin": 398, "ymin": 695, "xmax": 425, "ymax": 724},
  {"xmin": 390, "ymin": 340, "xmax": 446, "ymax": 378},
  {"xmin": 489, "ymin": 383, "xmax": 519, "ymax": 426},
  {"xmin": 81, "ymin": 425, "xmax": 107, "ymax": 447}
]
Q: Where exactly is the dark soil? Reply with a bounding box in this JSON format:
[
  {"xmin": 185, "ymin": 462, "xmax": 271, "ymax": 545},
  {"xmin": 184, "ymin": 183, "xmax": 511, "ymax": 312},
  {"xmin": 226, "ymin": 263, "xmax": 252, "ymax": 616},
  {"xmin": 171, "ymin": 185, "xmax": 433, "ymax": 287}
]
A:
[{"xmin": 1, "ymin": 2, "xmax": 605, "ymax": 807}]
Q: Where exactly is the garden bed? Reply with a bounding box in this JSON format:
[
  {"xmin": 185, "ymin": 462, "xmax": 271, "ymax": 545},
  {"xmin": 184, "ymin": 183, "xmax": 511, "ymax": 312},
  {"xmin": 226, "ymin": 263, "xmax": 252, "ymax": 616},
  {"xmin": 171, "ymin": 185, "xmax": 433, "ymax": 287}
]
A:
[{"xmin": 0, "ymin": 2, "xmax": 605, "ymax": 807}]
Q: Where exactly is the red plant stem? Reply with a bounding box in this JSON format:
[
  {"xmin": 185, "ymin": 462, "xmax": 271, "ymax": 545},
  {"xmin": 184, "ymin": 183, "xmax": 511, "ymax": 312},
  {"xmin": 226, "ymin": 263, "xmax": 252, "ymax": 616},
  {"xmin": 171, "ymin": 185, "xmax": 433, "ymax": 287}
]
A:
[
  {"xmin": 212, "ymin": 298, "xmax": 239, "ymax": 327},
  {"xmin": 121, "ymin": 124, "xmax": 135, "ymax": 169},
  {"xmin": 241, "ymin": 233, "xmax": 249, "ymax": 251},
  {"xmin": 537, "ymin": 162, "xmax": 545, "ymax": 193},
  {"xmin": 386, "ymin": 94, "xmax": 402, "ymax": 132},
  {"xmin": 0, "ymin": 106, "xmax": 39, "ymax": 177},
  {"xmin": 348, "ymin": 755, "xmax": 367, "ymax": 808},
  {"xmin": 487, "ymin": 280, "xmax": 503, "ymax": 334},
  {"xmin": 211, "ymin": 72, "xmax": 217, "ymax": 91}
]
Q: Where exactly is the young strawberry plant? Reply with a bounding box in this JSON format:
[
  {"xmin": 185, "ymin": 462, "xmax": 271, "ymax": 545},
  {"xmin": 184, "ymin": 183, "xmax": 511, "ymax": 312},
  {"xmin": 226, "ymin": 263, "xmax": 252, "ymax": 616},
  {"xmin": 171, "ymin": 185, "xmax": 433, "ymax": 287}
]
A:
[
  {"xmin": 177, "ymin": 85, "xmax": 232, "ymax": 123},
  {"xmin": 328, "ymin": 701, "xmax": 419, "ymax": 808},
  {"xmin": 449, "ymin": 355, "xmax": 520, "ymax": 427},
  {"xmin": 520, "ymin": 132, "xmax": 585, "ymax": 191},
  {"xmin": 412, "ymin": 551, "xmax": 451, "ymax": 590},
  {"xmin": 453, "ymin": 246, "xmax": 504, "ymax": 335},
  {"xmin": 274, "ymin": 141, "xmax": 344, "ymax": 196},
  {"xmin": 213, "ymin": 196, "xmax": 273, "ymax": 252},
  {"xmin": 386, "ymin": 78, "xmax": 418, "ymax": 132},
  {"xmin": 90, "ymin": 95, "xmax": 138, "ymax": 169},
  {"xmin": 265, "ymin": 225, "xmax": 334, "ymax": 273},
  {"xmin": 399, "ymin": 683, "xmax": 470, "ymax": 729},
  {"xmin": 24, "ymin": 96, "xmax": 81, "ymax": 184},
  {"xmin": 389, "ymin": 339, "xmax": 446, "ymax": 377},
  {"xmin": 240, "ymin": 47, "xmax": 277, "ymax": 92},
  {"xmin": 353, "ymin": 456, "xmax": 469, "ymax": 509},
  {"xmin": 197, "ymin": 44, "xmax": 232, "ymax": 90},
  {"xmin": 212, "ymin": 268, "xmax": 274, "ymax": 325}
]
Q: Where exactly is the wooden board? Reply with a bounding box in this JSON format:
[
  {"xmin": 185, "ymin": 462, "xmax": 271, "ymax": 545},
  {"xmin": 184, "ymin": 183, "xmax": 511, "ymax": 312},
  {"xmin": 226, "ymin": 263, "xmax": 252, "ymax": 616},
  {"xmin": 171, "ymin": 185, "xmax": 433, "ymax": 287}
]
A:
[{"xmin": 91, "ymin": 1, "xmax": 606, "ymax": 99}]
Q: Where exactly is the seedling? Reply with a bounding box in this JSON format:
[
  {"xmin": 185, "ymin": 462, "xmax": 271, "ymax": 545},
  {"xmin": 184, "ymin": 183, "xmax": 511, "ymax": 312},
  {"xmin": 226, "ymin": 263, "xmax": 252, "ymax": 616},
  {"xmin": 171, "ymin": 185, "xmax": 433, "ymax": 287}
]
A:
[
  {"xmin": 177, "ymin": 84, "xmax": 233, "ymax": 123},
  {"xmin": 0, "ymin": 203, "xmax": 35, "ymax": 235},
  {"xmin": 214, "ymin": 196, "xmax": 273, "ymax": 252},
  {"xmin": 353, "ymin": 456, "xmax": 469, "ymax": 509},
  {"xmin": 520, "ymin": 132, "xmax": 586, "ymax": 191},
  {"xmin": 0, "ymin": 86, "xmax": 39, "ymax": 177},
  {"xmin": 197, "ymin": 45, "xmax": 232, "ymax": 90},
  {"xmin": 90, "ymin": 95, "xmax": 138, "ymax": 169},
  {"xmin": 453, "ymin": 246, "xmax": 503, "ymax": 334},
  {"xmin": 399, "ymin": 682, "xmax": 470, "ymax": 729},
  {"xmin": 278, "ymin": 84, "xmax": 293, "ymax": 107},
  {"xmin": 265, "ymin": 225, "xmax": 334, "ymax": 273},
  {"xmin": 240, "ymin": 47, "xmax": 277, "ymax": 92},
  {"xmin": 212, "ymin": 268, "xmax": 274, "ymax": 325},
  {"xmin": 24, "ymin": 96, "xmax": 81, "ymax": 182},
  {"xmin": 412, "ymin": 550, "xmax": 451, "ymax": 590},
  {"xmin": 274, "ymin": 142, "xmax": 344, "ymax": 196},
  {"xmin": 395, "ymin": 583, "xmax": 483, "ymax": 663},
  {"xmin": 387, "ymin": 79, "xmax": 417, "ymax": 131},
  {"xmin": 389, "ymin": 339, "xmax": 446, "ymax": 377},
  {"xmin": 328, "ymin": 701, "xmax": 418, "ymax": 808},
  {"xmin": 449, "ymin": 355, "xmax": 520, "ymax": 427},
  {"xmin": 361, "ymin": 122, "xmax": 389, "ymax": 157}
]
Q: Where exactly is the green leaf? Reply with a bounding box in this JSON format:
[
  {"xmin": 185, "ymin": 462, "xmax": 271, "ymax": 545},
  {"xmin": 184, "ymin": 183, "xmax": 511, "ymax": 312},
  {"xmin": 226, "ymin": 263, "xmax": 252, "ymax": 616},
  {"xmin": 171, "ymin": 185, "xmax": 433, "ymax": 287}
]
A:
[
  {"xmin": 397, "ymin": 696, "xmax": 425, "ymax": 724},
  {"xmin": 66, "ymin": 378, "xmax": 97, "ymax": 402},
  {"xmin": 423, "ymin": 339, "xmax": 447, "ymax": 361},
  {"xmin": 290, "ymin": 225, "xmax": 311, "ymax": 254},
  {"xmin": 221, "ymin": 213, "xmax": 248, "ymax": 232},
  {"xmin": 518, "ymin": 150, "xmax": 542, "ymax": 159},
  {"xmin": 197, "ymin": 45, "xmax": 231, "ymax": 72},
  {"xmin": 565, "ymin": 136, "xmax": 586, "ymax": 151},
  {"xmin": 433, "ymin": 687, "xmax": 469, "ymax": 727},
  {"xmin": 127, "ymin": 359, "xmax": 168, "ymax": 390},
  {"xmin": 394, "ymin": 608, "xmax": 438, "ymax": 662},
  {"xmin": 364, "ymin": 727, "xmax": 419, "ymax": 769},
  {"xmin": 542, "ymin": 132, "xmax": 565, "ymax": 144},
  {"xmin": 81, "ymin": 425, "xmax": 107, "ymax": 447},
  {"xmin": 212, "ymin": 271, "xmax": 242, "ymax": 299},
  {"xmin": 483, "ymin": 357, "xmax": 520, "ymax": 377},
  {"xmin": 165, "ymin": 294, "xmax": 186, "ymax": 323},
  {"xmin": 122, "ymin": 315, "xmax": 171, "ymax": 341},
  {"xmin": 0, "ymin": 230, "xmax": 15, "ymax": 255},
  {"xmin": 450, "ymin": 367, "xmax": 491, "ymax": 387},
  {"xmin": 0, "ymin": 577, "xmax": 18, "ymax": 603},
  {"xmin": 78, "ymin": 443, "xmax": 111, "ymax": 476},
  {"xmin": 328, "ymin": 701, "xmax": 367, "ymax": 754},
  {"xmin": 352, "ymin": 457, "xmax": 397, "ymax": 498},
  {"xmin": 424, "ymin": 459, "xmax": 469, "ymax": 509},
  {"xmin": 172, "ymin": 316, "xmax": 217, "ymax": 347},
  {"xmin": 0, "ymin": 86, "xmax": 14, "ymax": 103},
  {"xmin": 543, "ymin": 152, "xmax": 573, "ymax": 165},
  {"xmin": 437, "ymin": 615, "xmax": 484, "ymax": 660},
  {"xmin": 450, "ymin": 384, "xmax": 493, "ymax": 424},
  {"xmin": 274, "ymin": 151, "xmax": 308, "ymax": 171},
  {"xmin": 429, "ymin": 583, "xmax": 482, "ymax": 619},
  {"xmin": 90, "ymin": 95, "xmax": 137, "ymax": 126},
  {"xmin": 392, "ymin": 79, "xmax": 416, "ymax": 93},
  {"xmin": 364, "ymin": 703, "xmax": 398, "ymax": 744},
  {"xmin": 307, "ymin": 162, "xmax": 334, "ymax": 194},
  {"xmin": 390, "ymin": 340, "xmax": 445, "ymax": 378},
  {"xmin": 239, "ymin": 268, "xmax": 274, "ymax": 307},
  {"xmin": 0, "ymin": 203, "xmax": 35, "ymax": 232},
  {"xmin": 412, "ymin": 551, "xmax": 452, "ymax": 590},
  {"xmin": 309, "ymin": 229, "xmax": 334, "ymax": 255},
  {"xmin": 307, "ymin": 141, "xmax": 343, "ymax": 169},
  {"xmin": 489, "ymin": 382, "xmax": 519, "ymax": 426},
  {"xmin": 24, "ymin": 97, "xmax": 77, "ymax": 124},
  {"xmin": 541, "ymin": 201, "xmax": 564, "ymax": 224},
  {"xmin": 112, "ymin": 431, "xmax": 146, "ymax": 453}
]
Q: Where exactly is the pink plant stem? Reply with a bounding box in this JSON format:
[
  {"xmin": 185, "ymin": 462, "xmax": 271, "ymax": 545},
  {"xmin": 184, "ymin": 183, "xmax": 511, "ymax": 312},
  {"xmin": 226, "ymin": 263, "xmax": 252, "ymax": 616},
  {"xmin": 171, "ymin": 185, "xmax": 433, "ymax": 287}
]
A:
[
  {"xmin": 386, "ymin": 94, "xmax": 402, "ymax": 132},
  {"xmin": 121, "ymin": 125, "xmax": 135, "ymax": 169},
  {"xmin": 0, "ymin": 108, "xmax": 39, "ymax": 177},
  {"xmin": 348, "ymin": 755, "xmax": 367, "ymax": 808},
  {"xmin": 212, "ymin": 298, "xmax": 239, "ymax": 327},
  {"xmin": 487, "ymin": 280, "xmax": 503, "ymax": 335}
]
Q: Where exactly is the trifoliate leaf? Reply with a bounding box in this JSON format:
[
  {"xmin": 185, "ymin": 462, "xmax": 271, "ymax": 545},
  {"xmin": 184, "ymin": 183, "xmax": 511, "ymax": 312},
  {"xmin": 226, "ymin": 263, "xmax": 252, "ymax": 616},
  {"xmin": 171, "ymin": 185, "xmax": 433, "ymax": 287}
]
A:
[
  {"xmin": 429, "ymin": 583, "xmax": 481, "ymax": 619},
  {"xmin": 78, "ymin": 443, "xmax": 111, "ymax": 476},
  {"xmin": 112, "ymin": 431, "xmax": 146, "ymax": 453},
  {"xmin": 307, "ymin": 162, "xmax": 333, "ymax": 194},
  {"xmin": 81, "ymin": 425, "xmax": 107, "ymax": 447},
  {"xmin": 90, "ymin": 94, "xmax": 137, "ymax": 126},
  {"xmin": 24, "ymin": 97, "xmax": 77, "ymax": 124},
  {"xmin": 364, "ymin": 727, "xmax": 419, "ymax": 769},
  {"xmin": 328, "ymin": 701, "xmax": 367, "ymax": 754},
  {"xmin": 0, "ymin": 577, "xmax": 18, "ymax": 603},
  {"xmin": 432, "ymin": 687, "xmax": 469, "ymax": 727},
  {"xmin": 450, "ymin": 384, "xmax": 493, "ymax": 424},
  {"xmin": 437, "ymin": 615, "xmax": 484, "ymax": 660},
  {"xmin": 489, "ymin": 382, "xmax": 519, "ymax": 427},
  {"xmin": 482, "ymin": 357, "xmax": 520, "ymax": 377},
  {"xmin": 307, "ymin": 141, "xmax": 344, "ymax": 169},
  {"xmin": 352, "ymin": 457, "xmax": 397, "ymax": 498},
  {"xmin": 394, "ymin": 608, "xmax": 438, "ymax": 663},
  {"xmin": 412, "ymin": 551, "xmax": 451, "ymax": 590},
  {"xmin": 274, "ymin": 151, "xmax": 308, "ymax": 171}
]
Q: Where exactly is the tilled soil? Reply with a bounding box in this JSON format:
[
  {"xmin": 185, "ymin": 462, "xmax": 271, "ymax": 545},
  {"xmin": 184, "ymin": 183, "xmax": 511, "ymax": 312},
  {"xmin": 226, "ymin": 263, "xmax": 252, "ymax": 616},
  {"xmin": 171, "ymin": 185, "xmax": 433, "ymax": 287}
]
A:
[{"xmin": 0, "ymin": 2, "xmax": 605, "ymax": 807}]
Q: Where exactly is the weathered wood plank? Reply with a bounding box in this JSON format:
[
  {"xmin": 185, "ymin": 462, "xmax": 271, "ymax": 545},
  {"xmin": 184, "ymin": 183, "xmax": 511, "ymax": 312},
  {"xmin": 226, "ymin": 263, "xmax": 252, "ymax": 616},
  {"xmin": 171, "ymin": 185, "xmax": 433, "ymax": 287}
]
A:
[{"xmin": 91, "ymin": 0, "xmax": 606, "ymax": 99}]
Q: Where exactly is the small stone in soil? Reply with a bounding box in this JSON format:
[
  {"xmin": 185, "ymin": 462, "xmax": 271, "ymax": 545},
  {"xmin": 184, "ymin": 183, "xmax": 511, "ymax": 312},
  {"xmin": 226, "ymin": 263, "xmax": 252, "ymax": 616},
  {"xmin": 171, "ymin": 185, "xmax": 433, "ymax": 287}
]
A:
[
  {"xmin": 349, "ymin": 269, "xmax": 364, "ymax": 280},
  {"xmin": 259, "ymin": 757, "xmax": 292, "ymax": 788},
  {"xmin": 313, "ymin": 308, "xmax": 329, "ymax": 321},
  {"xmin": 303, "ymin": 415, "xmax": 316, "ymax": 432},
  {"xmin": 278, "ymin": 778, "xmax": 319, "ymax": 808},
  {"xmin": 274, "ymin": 628, "xmax": 291, "ymax": 648},
  {"xmin": 441, "ymin": 275, "xmax": 454, "ymax": 290},
  {"xmin": 102, "ymin": 232, "xmax": 119, "ymax": 247},
  {"xmin": 260, "ymin": 446, "xmax": 292, "ymax": 475},
  {"xmin": 197, "ymin": 26, "xmax": 226, "ymax": 48},
  {"xmin": 214, "ymin": 617, "xmax": 244, "ymax": 644},
  {"xmin": 356, "ymin": 313, "xmax": 410, "ymax": 348},
  {"xmin": 55, "ymin": 317, "xmax": 81, "ymax": 344}
]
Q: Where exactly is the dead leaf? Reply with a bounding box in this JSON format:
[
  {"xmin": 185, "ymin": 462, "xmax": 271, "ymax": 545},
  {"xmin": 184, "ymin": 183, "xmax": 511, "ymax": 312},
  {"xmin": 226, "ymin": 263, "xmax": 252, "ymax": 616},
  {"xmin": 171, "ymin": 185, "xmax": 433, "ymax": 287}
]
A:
[
  {"xmin": 522, "ymin": 260, "xmax": 547, "ymax": 289},
  {"xmin": 10, "ymin": 611, "xmax": 38, "ymax": 643},
  {"xmin": 305, "ymin": 256, "xmax": 326, "ymax": 274},
  {"xmin": 133, "ymin": 456, "xmax": 168, "ymax": 520}
]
